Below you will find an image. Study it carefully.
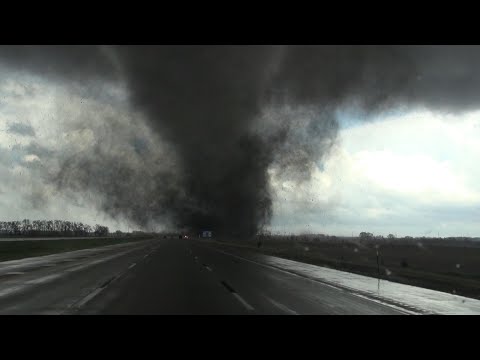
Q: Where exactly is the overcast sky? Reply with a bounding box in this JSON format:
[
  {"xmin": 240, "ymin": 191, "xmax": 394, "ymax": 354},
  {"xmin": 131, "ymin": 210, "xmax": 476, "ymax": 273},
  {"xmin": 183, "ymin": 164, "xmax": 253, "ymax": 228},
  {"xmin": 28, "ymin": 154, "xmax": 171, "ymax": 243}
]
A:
[
  {"xmin": 269, "ymin": 109, "xmax": 480, "ymax": 237},
  {"xmin": 0, "ymin": 68, "xmax": 142, "ymax": 232},
  {"xmin": 1, "ymin": 69, "xmax": 480, "ymax": 237}
]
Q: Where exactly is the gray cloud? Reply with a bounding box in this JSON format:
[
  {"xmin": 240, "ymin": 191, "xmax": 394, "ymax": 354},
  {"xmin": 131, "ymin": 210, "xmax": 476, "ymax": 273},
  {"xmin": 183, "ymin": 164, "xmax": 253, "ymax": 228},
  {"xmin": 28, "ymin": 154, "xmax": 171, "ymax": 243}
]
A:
[
  {"xmin": 7, "ymin": 122, "xmax": 35, "ymax": 136},
  {"xmin": 270, "ymin": 45, "xmax": 480, "ymax": 113},
  {"xmin": 0, "ymin": 45, "xmax": 117, "ymax": 83}
]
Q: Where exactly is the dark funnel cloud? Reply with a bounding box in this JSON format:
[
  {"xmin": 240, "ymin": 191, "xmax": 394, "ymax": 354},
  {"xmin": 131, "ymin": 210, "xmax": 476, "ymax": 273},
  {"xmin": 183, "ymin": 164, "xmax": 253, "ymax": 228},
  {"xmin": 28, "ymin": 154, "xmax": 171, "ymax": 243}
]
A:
[
  {"xmin": 2, "ymin": 45, "xmax": 480, "ymax": 236},
  {"xmin": 114, "ymin": 46, "xmax": 280, "ymax": 235}
]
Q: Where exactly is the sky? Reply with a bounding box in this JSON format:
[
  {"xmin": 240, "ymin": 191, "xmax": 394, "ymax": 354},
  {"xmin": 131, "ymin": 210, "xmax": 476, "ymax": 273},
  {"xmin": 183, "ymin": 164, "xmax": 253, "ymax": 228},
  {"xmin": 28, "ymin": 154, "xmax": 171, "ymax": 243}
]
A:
[
  {"xmin": 0, "ymin": 68, "xmax": 146, "ymax": 232},
  {"xmin": 1, "ymin": 67, "xmax": 480, "ymax": 237},
  {"xmin": 269, "ymin": 109, "xmax": 480, "ymax": 237}
]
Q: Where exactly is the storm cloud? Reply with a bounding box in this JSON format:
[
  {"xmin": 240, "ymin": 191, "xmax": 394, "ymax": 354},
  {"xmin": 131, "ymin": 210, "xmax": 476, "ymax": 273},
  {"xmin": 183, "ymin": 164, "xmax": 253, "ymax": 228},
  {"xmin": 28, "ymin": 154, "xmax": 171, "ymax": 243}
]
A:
[
  {"xmin": 7, "ymin": 122, "xmax": 35, "ymax": 136},
  {"xmin": 2, "ymin": 45, "xmax": 480, "ymax": 237}
]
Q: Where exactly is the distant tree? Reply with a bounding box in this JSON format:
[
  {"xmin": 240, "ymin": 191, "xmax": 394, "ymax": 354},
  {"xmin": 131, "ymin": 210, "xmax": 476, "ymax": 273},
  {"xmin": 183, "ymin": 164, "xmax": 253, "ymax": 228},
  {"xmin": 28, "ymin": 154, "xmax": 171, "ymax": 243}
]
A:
[
  {"xmin": 359, "ymin": 232, "xmax": 374, "ymax": 240},
  {"xmin": 94, "ymin": 224, "xmax": 109, "ymax": 237},
  {"xmin": 12, "ymin": 221, "xmax": 21, "ymax": 235},
  {"xmin": 0, "ymin": 219, "xmax": 111, "ymax": 237},
  {"xmin": 47, "ymin": 220, "xmax": 53, "ymax": 232},
  {"xmin": 21, "ymin": 219, "xmax": 30, "ymax": 234},
  {"xmin": 84, "ymin": 224, "xmax": 92, "ymax": 235},
  {"xmin": 53, "ymin": 220, "xmax": 60, "ymax": 233},
  {"xmin": 388, "ymin": 234, "xmax": 395, "ymax": 239}
]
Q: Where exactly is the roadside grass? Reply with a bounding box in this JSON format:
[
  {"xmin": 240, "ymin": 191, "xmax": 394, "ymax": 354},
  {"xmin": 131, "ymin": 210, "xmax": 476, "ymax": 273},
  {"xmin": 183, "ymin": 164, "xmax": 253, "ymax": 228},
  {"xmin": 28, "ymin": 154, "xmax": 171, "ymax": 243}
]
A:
[{"xmin": 0, "ymin": 236, "xmax": 153, "ymax": 262}]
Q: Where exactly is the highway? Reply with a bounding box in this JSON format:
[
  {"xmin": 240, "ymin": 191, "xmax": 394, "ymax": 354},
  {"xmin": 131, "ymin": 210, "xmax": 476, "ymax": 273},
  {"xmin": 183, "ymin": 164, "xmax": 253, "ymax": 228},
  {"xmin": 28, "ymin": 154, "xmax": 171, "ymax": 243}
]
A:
[{"xmin": 0, "ymin": 237, "xmax": 478, "ymax": 315}]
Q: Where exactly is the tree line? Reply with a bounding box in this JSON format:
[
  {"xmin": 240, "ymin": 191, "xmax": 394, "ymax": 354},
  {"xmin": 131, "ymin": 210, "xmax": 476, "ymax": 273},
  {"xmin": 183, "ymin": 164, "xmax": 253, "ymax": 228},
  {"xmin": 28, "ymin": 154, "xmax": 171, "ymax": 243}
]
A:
[{"xmin": 0, "ymin": 219, "xmax": 109, "ymax": 237}]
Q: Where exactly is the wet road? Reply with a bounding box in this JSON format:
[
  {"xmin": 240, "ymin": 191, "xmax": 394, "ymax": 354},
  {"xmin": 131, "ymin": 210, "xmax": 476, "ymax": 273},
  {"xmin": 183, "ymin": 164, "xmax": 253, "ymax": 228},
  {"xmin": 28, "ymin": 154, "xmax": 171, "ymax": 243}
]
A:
[
  {"xmin": 0, "ymin": 237, "xmax": 406, "ymax": 314},
  {"xmin": 0, "ymin": 240, "xmax": 158, "ymax": 314},
  {"xmin": 5, "ymin": 237, "xmax": 473, "ymax": 314}
]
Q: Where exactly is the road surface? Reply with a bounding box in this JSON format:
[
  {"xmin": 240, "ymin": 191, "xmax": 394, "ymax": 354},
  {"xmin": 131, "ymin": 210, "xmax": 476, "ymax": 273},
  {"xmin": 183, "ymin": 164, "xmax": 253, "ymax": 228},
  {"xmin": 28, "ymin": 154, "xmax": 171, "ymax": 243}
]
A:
[{"xmin": 0, "ymin": 237, "xmax": 477, "ymax": 314}]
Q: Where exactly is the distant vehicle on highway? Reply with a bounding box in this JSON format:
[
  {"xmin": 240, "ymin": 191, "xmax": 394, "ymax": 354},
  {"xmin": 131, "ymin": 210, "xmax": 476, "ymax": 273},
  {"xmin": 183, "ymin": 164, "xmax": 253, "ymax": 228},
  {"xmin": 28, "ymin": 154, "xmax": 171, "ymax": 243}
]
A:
[{"xmin": 201, "ymin": 231, "xmax": 212, "ymax": 238}]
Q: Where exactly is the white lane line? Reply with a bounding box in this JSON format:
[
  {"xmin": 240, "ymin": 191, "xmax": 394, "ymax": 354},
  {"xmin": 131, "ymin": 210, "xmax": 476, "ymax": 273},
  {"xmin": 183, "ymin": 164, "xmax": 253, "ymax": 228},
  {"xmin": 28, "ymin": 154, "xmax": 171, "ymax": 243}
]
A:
[
  {"xmin": 232, "ymin": 293, "xmax": 255, "ymax": 311},
  {"xmin": 220, "ymin": 280, "xmax": 254, "ymax": 311},
  {"xmin": 76, "ymin": 287, "xmax": 104, "ymax": 308},
  {"xmin": 128, "ymin": 263, "xmax": 136, "ymax": 269},
  {"xmin": 264, "ymin": 296, "xmax": 299, "ymax": 315},
  {"xmin": 5, "ymin": 272, "xmax": 25, "ymax": 275},
  {"xmin": 201, "ymin": 263, "xmax": 213, "ymax": 272}
]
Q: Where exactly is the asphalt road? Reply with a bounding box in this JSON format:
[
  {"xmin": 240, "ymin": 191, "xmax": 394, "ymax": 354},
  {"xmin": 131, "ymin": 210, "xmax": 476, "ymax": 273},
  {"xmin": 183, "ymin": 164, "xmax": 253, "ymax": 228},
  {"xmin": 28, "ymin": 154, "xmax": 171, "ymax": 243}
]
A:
[{"xmin": 0, "ymin": 237, "xmax": 408, "ymax": 314}]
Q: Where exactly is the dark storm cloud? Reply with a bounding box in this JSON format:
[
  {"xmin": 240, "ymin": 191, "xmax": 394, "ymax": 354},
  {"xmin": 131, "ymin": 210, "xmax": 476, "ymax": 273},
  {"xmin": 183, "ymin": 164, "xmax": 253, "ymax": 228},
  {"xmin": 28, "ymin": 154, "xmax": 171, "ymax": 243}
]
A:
[
  {"xmin": 2, "ymin": 45, "xmax": 480, "ymax": 236},
  {"xmin": 271, "ymin": 45, "xmax": 480, "ymax": 113},
  {"xmin": 0, "ymin": 45, "xmax": 116, "ymax": 82},
  {"xmin": 7, "ymin": 122, "xmax": 35, "ymax": 136},
  {"xmin": 113, "ymin": 46, "xmax": 281, "ymax": 235}
]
